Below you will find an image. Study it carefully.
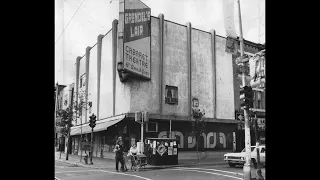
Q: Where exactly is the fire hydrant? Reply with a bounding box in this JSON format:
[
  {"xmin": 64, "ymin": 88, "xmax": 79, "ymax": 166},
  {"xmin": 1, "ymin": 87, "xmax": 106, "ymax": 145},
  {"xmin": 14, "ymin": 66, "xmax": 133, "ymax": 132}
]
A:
[{"xmin": 84, "ymin": 153, "xmax": 88, "ymax": 164}]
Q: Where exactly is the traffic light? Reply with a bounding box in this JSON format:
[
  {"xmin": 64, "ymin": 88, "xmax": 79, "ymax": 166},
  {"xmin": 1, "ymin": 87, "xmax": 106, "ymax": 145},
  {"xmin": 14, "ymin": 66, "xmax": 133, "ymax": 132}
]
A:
[
  {"xmin": 142, "ymin": 111, "xmax": 149, "ymax": 122},
  {"xmin": 239, "ymin": 85, "xmax": 253, "ymax": 109},
  {"xmin": 135, "ymin": 111, "xmax": 142, "ymax": 122},
  {"xmin": 89, "ymin": 113, "xmax": 96, "ymax": 128}
]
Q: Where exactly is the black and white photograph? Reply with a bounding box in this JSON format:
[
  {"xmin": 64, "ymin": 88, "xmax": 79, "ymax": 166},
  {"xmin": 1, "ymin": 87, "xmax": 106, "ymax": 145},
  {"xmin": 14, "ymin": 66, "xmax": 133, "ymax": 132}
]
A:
[{"xmin": 54, "ymin": 0, "xmax": 266, "ymax": 179}]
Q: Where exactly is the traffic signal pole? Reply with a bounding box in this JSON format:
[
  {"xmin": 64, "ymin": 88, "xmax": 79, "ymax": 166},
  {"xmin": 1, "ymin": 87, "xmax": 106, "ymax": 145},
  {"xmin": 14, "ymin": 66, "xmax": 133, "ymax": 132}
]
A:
[
  {"xmin": 89, "ymin": 113, "xmax": 96, "ymax": 164},
  {"xmin": 90, "ymin": 127, "xmax": 93, "ymax": 164},
  {"xmin": 237, "ymin": 0, "xmax": 252, "ymax": 179}
]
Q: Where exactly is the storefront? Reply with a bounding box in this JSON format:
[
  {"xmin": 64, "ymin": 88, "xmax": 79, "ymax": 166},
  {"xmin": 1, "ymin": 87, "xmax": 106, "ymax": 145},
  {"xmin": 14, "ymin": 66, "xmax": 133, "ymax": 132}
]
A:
[
  {"xmin": 235, "ymin": 115, "xmax": 265, "ymax": 152},
  {"xmin": 69, "ymin": 114, "xmax": 237, "ymax": 159}
]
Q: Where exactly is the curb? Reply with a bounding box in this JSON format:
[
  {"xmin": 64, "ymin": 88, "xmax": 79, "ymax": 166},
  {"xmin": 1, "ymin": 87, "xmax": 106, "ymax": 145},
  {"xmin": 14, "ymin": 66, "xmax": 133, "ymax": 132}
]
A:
[
  {"xmin": 56, "ymin": 158, "xmax": 226, "ymax": 170},
  {"xmin": 56, "ymin": 159, "xmax": 102, "ymax": 169}
]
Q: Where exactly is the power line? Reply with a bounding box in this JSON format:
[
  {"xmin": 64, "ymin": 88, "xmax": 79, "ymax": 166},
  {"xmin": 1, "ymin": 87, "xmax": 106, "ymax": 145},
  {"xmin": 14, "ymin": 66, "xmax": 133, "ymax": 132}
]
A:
[{"xmin": 55, "ymin": 0, "xmax": 86, "ymax": 45}]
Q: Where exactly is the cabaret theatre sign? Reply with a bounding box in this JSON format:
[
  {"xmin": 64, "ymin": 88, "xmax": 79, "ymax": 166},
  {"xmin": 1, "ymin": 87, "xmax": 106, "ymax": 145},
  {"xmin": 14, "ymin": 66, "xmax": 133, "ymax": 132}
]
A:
[{"xmin": 121, "ymin": 0, "xmax": 151, "ymax": 80}]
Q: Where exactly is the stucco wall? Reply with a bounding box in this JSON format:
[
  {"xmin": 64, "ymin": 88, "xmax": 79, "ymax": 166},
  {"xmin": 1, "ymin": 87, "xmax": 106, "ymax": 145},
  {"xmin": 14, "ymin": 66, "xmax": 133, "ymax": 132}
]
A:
[
  {"xmin": 215, "ymin": 36, "xmax": 235, "ymax": 120},
  {"xmin": 128, "ymin": 17, "xmax": 161, "ymax": 114},
  {"xmin": 74, "ymin": 17, "xmax": 236, "ymax": 121},
  {"xmin": 162, "ymin": 21, "xmax": 189, "ymax": 116},
  {"xmin": 79, "ymin": 55, "xmax": 86, "ymax": 77},
  {"xmin": 191, "ymin": 29, "xmax": 214, "ymax": 118},
  {"xmin": 100, "ymin": 31, "xmax": 114, "ymax": 119},
  {"xmin": 87, "ymin": 45, "xmax": 98, "ymax": 121}
]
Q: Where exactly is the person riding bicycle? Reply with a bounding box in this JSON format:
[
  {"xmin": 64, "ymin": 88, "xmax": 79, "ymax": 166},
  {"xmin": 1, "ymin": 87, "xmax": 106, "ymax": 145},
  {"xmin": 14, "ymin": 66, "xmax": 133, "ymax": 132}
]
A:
[{"xmin": 128, "ymin": 143, "xmax": 139, "ymax": 169}]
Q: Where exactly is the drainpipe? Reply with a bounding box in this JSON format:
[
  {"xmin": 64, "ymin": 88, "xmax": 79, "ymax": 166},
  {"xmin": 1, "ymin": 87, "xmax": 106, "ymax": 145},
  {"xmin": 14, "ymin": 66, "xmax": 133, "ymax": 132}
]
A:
[
  {"xmin": 159, "ymin": 13, "xmax": 164, "ymax": 115},
  {"xmin": 210, "ymin": 30, "xmax": 217, "ymax": 120}
]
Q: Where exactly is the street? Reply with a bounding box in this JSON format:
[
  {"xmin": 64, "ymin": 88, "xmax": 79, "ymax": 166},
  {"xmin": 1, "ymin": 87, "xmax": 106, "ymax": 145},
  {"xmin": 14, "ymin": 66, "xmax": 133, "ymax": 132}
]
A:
[{"xmin": 55, "ymin": 160, "xmax": 265, "ymax": 180}]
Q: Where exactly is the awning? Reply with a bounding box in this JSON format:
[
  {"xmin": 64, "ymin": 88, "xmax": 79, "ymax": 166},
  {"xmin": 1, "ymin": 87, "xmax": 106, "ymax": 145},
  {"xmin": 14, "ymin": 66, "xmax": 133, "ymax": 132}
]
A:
[{"xmin": 70, "ymin": 114, "xmax": 126, "ymax": 136}]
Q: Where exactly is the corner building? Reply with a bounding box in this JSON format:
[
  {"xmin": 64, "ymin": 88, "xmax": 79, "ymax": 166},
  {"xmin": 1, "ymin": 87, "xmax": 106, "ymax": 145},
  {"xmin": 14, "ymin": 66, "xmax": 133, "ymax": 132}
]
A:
[{"xmin": 69, "ymin": 15, "xmax": 240, "ymax": 158}]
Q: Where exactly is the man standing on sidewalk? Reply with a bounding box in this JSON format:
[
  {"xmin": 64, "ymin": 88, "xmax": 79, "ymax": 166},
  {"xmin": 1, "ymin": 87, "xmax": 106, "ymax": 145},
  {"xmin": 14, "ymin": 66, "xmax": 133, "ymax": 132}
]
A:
[{"xmin": 114, "ymin": 136, "xmax": 126, "ymax": 172}]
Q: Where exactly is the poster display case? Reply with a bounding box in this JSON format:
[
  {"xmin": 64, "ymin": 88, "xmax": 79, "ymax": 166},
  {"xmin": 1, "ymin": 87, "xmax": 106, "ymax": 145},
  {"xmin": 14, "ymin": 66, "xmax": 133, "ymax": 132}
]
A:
[{"xmin": 145, "ymin": 138, "xmax": 178, "ymax": 166}]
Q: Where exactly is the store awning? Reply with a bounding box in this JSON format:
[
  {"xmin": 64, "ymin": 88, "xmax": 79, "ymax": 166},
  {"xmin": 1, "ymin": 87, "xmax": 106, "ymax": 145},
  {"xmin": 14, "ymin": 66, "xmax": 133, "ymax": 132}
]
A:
[{"xmin": 70, "ymin": 114, "xmax": 126, "ymax": 136}]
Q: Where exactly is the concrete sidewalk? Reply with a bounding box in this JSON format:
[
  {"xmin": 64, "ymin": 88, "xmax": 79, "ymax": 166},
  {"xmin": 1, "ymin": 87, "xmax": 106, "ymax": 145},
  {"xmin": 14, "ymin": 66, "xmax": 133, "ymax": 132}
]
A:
[{"xmin": 55, "ymin": 151, "xmax": 227, "ymax": 170}]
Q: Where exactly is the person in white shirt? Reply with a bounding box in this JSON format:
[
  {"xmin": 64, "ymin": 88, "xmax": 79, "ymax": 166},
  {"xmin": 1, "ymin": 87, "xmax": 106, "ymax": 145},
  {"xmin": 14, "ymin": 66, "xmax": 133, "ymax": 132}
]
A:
[
  {"xmin": 129, "ymin": 143, "xmax": 138, "ymax": 156},
  {"xmin": 128, "ymin": 143, "xmax": 139, "ymax": 169}
]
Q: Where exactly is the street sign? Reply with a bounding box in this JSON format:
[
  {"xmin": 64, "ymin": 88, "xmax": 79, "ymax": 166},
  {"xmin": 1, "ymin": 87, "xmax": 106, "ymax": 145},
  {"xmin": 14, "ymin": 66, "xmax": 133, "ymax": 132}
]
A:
[{"xmin": 122, "ymin": 0, "xmax": 151, "ymax": 80}]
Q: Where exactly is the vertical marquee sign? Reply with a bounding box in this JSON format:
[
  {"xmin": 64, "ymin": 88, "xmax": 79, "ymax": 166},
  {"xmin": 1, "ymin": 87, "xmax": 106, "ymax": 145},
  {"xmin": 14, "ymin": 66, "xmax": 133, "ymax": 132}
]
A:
[{"xmin": 122, "ymin": 0, "xmax": 151, "ymax": 80}]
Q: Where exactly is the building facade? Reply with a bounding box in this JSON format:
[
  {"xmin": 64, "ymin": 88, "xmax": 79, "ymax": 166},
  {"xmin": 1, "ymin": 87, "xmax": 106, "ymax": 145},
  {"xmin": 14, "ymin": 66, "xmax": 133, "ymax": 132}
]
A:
[
  {"xmin": 67, "ymin": 14, "xmax": 250, "ymax": 158},
  {"xmin": 233, "ymin": 41, "xmax": 265, "ymax": 152},
  {"xmin": 55, "ymin": 83, "xmax": 74, "ymax": 153}
]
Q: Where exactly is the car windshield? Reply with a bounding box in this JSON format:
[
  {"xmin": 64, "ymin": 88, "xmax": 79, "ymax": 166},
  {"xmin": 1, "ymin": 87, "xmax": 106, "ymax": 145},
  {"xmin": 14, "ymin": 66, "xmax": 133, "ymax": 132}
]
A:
[{"xmin": 241, "ymin": 147, "xmax": 255, "ymax": 152}]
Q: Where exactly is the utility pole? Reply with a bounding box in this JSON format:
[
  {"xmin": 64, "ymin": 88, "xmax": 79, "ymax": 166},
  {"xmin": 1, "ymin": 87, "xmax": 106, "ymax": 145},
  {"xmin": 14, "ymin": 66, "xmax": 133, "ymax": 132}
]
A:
[
  {"xmin": 55, "ymin": 82, "xmax": 59, "ymax": 149},
  {"xmin": 141, "ymin": 111, "xmax": 144, "ymax": 154},
  {"xmin": 66, "ymin": 86, "xmax": 74, "ymax": 161},
  {"xmin": 237, "ymin": 0, "xmax": 252, "ymax": 179},
  {"xmin": 258, "ymin": 0, "xmax": 260, "ymax": 44}
]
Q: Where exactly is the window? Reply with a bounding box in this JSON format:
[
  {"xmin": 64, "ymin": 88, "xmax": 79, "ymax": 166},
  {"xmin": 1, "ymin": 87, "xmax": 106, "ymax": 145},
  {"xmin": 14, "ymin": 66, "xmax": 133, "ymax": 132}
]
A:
[
  {"xmin": 255, "ymin": 91, "xmax": 262, "ymax": 109},
  {"xmin": 80, "ymin": 74, "xmax": 86, "ymax": 88},
  {"xmin": 165, "ymin": 85, "xmax": 178, "ymax": 105},
  {"xmin": 146, "ymin": 122, "xmax": 158, "ymax": 132},
  {"xmin": 261, "ymin": 148, "xmax": 265, "ymax": 153}
]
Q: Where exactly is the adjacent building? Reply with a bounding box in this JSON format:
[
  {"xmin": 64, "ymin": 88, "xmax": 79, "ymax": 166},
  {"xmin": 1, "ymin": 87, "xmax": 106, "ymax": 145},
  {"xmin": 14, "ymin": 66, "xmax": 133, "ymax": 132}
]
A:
[{"xmin": 233, "ymin": 41, "xmax": 265, "ymax": 151}]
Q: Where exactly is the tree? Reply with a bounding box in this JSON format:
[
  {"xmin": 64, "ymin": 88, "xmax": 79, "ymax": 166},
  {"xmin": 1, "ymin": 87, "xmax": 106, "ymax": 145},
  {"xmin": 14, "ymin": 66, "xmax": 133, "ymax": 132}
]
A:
[
  {"xmin": 72, "ymin": 89, "xmax": 91, "ymax": 161},
  {"xmin": 189, "ymin": 108, "xmax": 206, "ymax": 163},
  {"xmin": 57, "ymin": 107, "xmax": 73, "ymax": 160},
  {"xmin": 56, "ymin": 88, "xmax": 90, "ymax": 161}
]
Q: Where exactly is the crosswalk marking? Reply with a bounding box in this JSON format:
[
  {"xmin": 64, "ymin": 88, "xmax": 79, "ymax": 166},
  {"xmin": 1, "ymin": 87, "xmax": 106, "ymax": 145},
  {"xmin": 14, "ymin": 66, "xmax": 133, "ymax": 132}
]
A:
[
  {"xmin": 174, "ymin": 167, "xmax": 243, "ymax": 176},
  {"xmin": 167, "ymin": 168, "xmax": 243, "ymax": 180}
]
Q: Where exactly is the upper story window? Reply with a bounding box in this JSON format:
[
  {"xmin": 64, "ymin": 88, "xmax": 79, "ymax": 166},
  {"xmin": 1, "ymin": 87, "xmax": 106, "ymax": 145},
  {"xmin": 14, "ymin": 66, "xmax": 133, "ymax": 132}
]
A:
[
  {"xmin": 80, "ymin": 74, "xmax": 86, "ymax": 88},
  {"xmin": 165, "ymin": 85, "xmax": 178, "ymax": 105},
  {"xmin": 254, "ymin": 90, "xmax": 263, "ymax": 109}
]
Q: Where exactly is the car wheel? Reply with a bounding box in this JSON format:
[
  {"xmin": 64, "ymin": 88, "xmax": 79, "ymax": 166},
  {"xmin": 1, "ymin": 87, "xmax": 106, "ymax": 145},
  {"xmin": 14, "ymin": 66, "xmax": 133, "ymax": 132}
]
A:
[
  {"xmin": 228, "ymin": 163, "xmax": 236, "ymax": 167},
  {"xmin": 251, "ymin": 159, "xmax": 257, "ymax": 168}
]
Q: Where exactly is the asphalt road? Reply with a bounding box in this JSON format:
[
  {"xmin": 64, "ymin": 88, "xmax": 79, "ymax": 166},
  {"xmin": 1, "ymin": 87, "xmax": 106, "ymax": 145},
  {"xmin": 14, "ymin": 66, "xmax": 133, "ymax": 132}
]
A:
[{"xmin": 55, "ymin": 161, "xmax": 266, "ymax": 180}]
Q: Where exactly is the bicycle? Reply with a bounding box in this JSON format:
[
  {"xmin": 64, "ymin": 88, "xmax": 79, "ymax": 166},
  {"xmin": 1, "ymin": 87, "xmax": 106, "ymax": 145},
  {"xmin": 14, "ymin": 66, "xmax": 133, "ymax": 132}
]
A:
[{"xmin": 130, "ymin": 154, "xmax": 147, "ymax": 171}]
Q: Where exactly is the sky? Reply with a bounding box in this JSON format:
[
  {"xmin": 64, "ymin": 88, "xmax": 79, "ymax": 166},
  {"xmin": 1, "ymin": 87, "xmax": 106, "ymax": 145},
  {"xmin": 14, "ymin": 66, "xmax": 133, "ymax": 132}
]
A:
[{"xmin": 55, "ymin": 0, "xmax": 265, "ymax": 85}]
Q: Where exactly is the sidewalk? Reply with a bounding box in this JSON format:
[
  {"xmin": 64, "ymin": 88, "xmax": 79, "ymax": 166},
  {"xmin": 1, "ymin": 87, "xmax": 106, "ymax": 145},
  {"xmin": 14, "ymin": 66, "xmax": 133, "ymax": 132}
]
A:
[{"xmin": 55, "ymin": 151, "xmax": 226, "ymax": 170}]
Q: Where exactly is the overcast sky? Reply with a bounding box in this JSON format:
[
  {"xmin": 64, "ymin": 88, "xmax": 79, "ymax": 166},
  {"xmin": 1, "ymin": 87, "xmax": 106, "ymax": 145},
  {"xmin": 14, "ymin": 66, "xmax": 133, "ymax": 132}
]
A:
[{"xmin": 55, "ymin": 0, "xmax": 265, "ymax": 85}]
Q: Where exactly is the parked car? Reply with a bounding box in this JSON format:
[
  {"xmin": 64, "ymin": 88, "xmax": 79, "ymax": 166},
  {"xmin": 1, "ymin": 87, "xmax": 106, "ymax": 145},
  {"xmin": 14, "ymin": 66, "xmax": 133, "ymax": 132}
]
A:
[{"xmin": 224, "ymin": 145, "xmax": 265, "ymax": 168}]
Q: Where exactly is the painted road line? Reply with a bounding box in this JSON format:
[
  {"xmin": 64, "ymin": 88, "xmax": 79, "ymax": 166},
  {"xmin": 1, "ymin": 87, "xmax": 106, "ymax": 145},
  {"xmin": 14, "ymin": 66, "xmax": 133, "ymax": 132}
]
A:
[
  {"xmin": 175, "ymin": 167, "xmax": 243, "ymax": 176},
  {"xmin": 55, "ymin": 177, "xmax": 62, "ymax": 180},
  {"xmin": 55, "ymin": 169, "xmax": 153, "ymax": 180},
  {"xmin": 94, "ymin": 170, "xmax": 153, "ymax": 180},
  {"xmin": 167, "ymin": 168, "xmax": 243, "ymax": 180}
]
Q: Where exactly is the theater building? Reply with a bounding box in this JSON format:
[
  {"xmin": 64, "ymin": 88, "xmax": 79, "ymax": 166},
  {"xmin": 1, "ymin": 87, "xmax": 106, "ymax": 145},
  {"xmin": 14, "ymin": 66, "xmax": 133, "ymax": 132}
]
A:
[{"xmin": 68, "ymin": 13, "xmax": 244, "ymax": 158}]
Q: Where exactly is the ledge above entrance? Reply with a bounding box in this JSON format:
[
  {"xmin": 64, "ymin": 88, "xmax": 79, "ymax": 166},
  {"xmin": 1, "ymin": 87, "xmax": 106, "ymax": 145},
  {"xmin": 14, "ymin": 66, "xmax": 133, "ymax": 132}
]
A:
[
  {"xmin": 124, "ymin": 113, "xmax": 238, "ymax": 123},
  {"xmin": 70, "ymin": 114, "xmax": 126, "ymax": 136}
]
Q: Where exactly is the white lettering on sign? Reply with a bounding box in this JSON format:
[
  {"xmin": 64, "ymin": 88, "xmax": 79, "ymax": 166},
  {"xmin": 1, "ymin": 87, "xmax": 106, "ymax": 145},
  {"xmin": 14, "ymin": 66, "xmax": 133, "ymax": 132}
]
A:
[
  {"xmin": 158, "ymin": 131, "xmax": 227, "ymax": 149},
  {"xmin": 125, "ymin": 10, "xmax": 151, "ymax": 25},
  {"xmin": 124, "ymin": 44, "xmax": 150, "ymax": 78},
  {"xmin": 130, "ymin": 25, "xmax": 143, "ymax": 38},
  {"xmin": 122, "ymin": 0, "xmax": 151, "ymax": 79}
]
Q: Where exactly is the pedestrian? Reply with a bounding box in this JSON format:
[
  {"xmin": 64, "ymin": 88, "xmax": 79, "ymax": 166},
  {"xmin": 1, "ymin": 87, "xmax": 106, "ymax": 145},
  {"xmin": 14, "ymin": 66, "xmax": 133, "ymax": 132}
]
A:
[
  {"xmin": 128, "ymin": 143, "xmax": 138, "ymax": 169},
  {"xmin": 129, "ymin": 143, "xmax": 138, "ymax": 156},
  {"xmin": 114, "ymin": 136, "xmax": 126, "ymax": 172}
]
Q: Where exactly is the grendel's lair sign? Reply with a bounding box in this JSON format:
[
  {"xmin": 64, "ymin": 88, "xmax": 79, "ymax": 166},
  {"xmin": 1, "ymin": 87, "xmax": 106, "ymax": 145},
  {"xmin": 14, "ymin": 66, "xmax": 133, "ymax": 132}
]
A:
[{"xmin": 122, "ymin": 0, "xmax": 151, "ymax": 80}]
